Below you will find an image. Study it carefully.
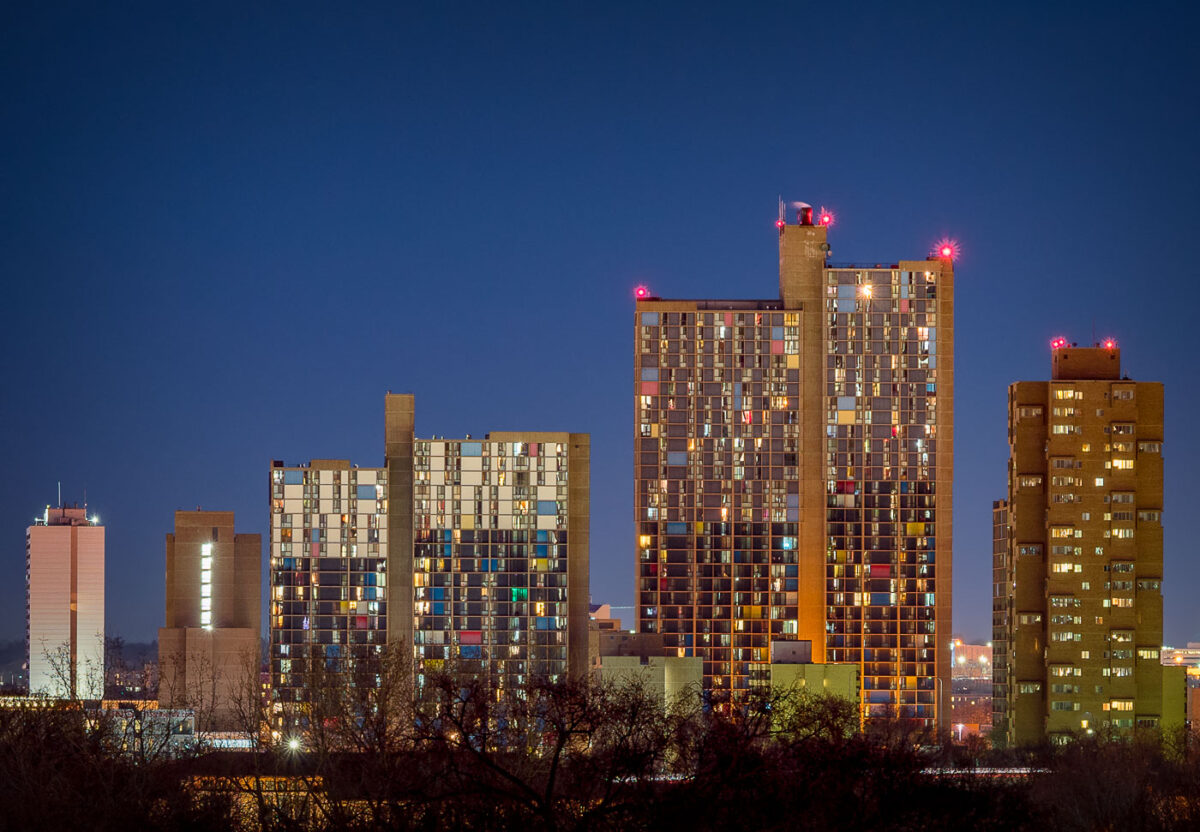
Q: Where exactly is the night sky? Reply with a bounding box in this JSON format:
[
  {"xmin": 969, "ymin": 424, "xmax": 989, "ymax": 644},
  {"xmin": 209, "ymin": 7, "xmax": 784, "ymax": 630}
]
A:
[{"xmin": 3, "ymin": 3, "xmax": 1198, "ymax": 646}]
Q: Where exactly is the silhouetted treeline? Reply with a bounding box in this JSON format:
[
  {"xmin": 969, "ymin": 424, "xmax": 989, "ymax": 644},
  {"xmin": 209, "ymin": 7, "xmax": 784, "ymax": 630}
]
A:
[{"xmin": 2, "ymin": 667, "xmax": 1200, "ymax": 832}]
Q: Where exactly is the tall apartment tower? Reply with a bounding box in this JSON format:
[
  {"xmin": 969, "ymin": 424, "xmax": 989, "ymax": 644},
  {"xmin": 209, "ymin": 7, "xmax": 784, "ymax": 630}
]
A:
[
  {"xmin": 406, "ymin": 419, "xmax": 591, "ymax": 690},
  {"xmin": 26, "ymin": 505, "xmax": 105, "ymax": 699},
  {"xmin": 388, "ymin": 395, "xmax": 590, "ymax": 687},
  {"xmin": 159, "ymin": 511, "xmax": 261, "ymax": 731},
  {"xmin": 269, "ymin": 460, "xmax": 389, "ymax": 712},
  {"xmin": 269, "ymin": 394, "xmax": 590, "ymax": 712},
  {"xmin": 997, "ymin": 342, "xmax": 1164, "ymax": 745},
  {"xmin": 635, "ymin": 207, "xmax": 953, "ymax": 721}
]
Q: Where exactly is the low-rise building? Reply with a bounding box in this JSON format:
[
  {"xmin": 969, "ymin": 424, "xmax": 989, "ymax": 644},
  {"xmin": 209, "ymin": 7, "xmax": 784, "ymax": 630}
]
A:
[{"xmin": 596, "ymin": 632, "xmax": 701, "ymax": 708}]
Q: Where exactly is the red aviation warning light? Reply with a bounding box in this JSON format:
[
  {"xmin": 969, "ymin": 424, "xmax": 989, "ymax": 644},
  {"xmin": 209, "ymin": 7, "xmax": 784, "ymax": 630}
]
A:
[
  {"xmin": 634, "ymin": 285, "xmax": 650, "ymax": 299},
  {"xmin": 1051, "ymin": 336, "xmax": 1069, "ymax": 350},
  {"xmin": 818, "ymin": 208, "xmax": 834, "ymax": 227},
  {"xmin": 1102, "ymin": 338, "xmax": 1117, "ymax": 350},
  {"xmin": 933, "ymin": 238, "xmax": 959, "ymax": 260},
  {"xmin": 775, "ymin": 218, "xmax": 785, "ymax": 230}
]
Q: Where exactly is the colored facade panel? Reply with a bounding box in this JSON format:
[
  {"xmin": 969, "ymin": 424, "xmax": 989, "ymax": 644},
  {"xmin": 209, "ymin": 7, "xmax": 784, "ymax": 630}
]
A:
[
  {"xmin": 269, "ymin": 460, "xmax": 389, "ymax": 710},
  {"xmin": 821, "ymin": 265, "xmax": 950, "ymax": 723},
  {"xmin": 633, "ymin": 301, "xmax": 803, "ymax": 701},
  {"xmin": 412, "ymin": 433, "xmax": 589, "ymax": 690}
]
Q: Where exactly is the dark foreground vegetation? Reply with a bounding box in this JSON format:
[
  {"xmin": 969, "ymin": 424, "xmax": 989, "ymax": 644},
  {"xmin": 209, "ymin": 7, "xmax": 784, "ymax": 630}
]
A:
[{"xmin": 2, "ymin": 670, "xmax": 1200, "ymax": 832}]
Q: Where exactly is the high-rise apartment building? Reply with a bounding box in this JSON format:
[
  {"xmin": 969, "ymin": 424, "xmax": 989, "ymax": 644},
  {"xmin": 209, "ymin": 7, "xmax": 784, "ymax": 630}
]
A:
[
  {"xmin": 26, "ymin": 505, "xmax": 105, "ymax": 699},
  {"xmin": 996, "ymin": 342, "xmax": 1164, "ymax": 745},
  {"xmin": 269, "ymin": 460, "xmax": 389, "ymax": 710},
  {"xmin": 635, "ymin": 207, "xmax": 953, "ymax": 721},
  {"xmin": 159, "ymin": 511, "xmax": 261, "ymax": 730},
  {"xmin": 409, "ymin": 427, "xmax": 591, "ymax": 690},
  {"xmin": 268, "ymin": 395, "xmax": 590, "ymax": 712},
  {"xmin": 991, "ymin": 499, "xmax": 1011, "ymax": 738}
]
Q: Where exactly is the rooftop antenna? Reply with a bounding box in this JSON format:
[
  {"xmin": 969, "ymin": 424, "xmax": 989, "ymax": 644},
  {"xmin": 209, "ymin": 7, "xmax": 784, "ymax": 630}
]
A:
[{"xmin": 57, "ymin": 481, "xmax": 61, "ymax": 509}]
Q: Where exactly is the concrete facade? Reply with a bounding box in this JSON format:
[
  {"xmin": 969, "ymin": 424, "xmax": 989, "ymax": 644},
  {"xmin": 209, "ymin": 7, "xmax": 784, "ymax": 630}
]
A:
[
  {"xmin": 410, "ymin": 427, "xmax": 591, "ymax": 687},
  {"xmin": 268, "ymin": 394, "xmax": 591, "ymax": 712},
  {"xmin": 269, "ymin": 460, "xmax": 388, "ymax": 712},
  {"xmin": 635, "ymin": 211, "xmax": 953, "ymax": 725},
  {"xmin": 999, "ymin": 344, "xmax": 1165, "ymax": 744},
  {"xmin": 159, "ymin": 511, "xmax": 260, "ymax": 731}
]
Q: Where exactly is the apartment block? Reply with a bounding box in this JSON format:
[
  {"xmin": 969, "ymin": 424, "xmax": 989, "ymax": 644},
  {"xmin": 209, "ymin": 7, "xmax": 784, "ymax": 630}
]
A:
[
  {"xmin": 998, "ymin": 342, "xmax": 1164, "ymax": 744},
  {"xmin": 635, "ymin": 207, "xmax": 953, "ymax": 722},
  {"xmin": 158, "ymin": 510, "xmax": 260, "ymax": 731},
  {"xmin": 26, "ymin": 505, "xmax": 104, "ymax": 699},
  {"xmin": 410, "ymin": 426, "xmax": 591, "ymax": 689},
  {"xmin": 269, "ymin": 459, "xmax": 389, "ymax": 710},
  {"xmin": 268, "ymin": 395, "xmax": 590, "ymax": 711}
]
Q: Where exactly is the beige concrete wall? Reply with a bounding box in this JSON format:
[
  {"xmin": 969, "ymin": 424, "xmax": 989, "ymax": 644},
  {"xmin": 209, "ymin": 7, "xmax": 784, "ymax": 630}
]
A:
[
  {"xmin": 1007, "ymin": 366, "xmax": 1164, "ymax": 744},
  {"xmin": 161, "ymin": 512, "xmax": 260, "ymax": 731},
  {"xmin": 165, "ymin": 511, "xmax": 259, "ymax": 631},
  {"xmin": 778, "ymin": 223, "xmax": 829, "ymax": 661},
  {"xmin": 385, "ymin": 394, "xmax": 415, "ymax": 649},
  {"xmin": 567, "ymin": 434, "xmax": 591, "ymax": 679},
  {"xmin": 158, "ymin": 626, "xmax": 259, "ymax": 732}
]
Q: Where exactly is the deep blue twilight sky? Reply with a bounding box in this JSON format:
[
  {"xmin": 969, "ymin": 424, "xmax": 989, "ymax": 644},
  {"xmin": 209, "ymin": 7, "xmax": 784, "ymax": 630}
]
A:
[{"xmin": 2, "ymin": 2, "xmax": 1198, "ymax": 646}]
